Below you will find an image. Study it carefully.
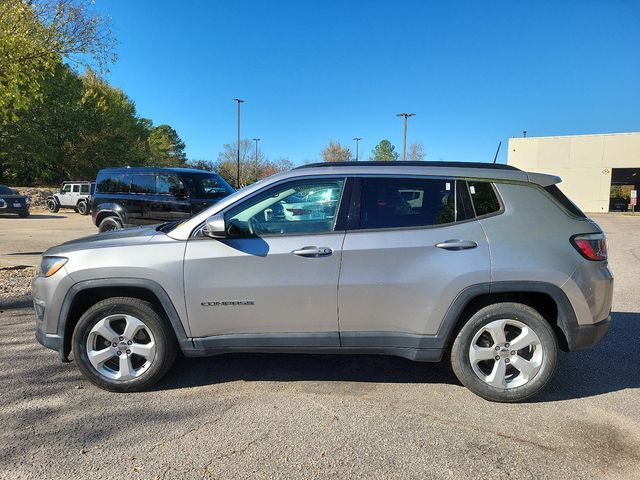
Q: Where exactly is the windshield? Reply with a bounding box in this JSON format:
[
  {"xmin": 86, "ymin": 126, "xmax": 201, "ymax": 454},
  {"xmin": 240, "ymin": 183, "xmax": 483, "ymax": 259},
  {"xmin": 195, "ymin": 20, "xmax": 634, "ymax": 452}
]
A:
[
  {"xmin": 0, "ymin": 186, "xmax": 15, "ymax": 195},
  {"xmin": 179, "ymin": 172, "xmax": 234, "ymax": 199}
]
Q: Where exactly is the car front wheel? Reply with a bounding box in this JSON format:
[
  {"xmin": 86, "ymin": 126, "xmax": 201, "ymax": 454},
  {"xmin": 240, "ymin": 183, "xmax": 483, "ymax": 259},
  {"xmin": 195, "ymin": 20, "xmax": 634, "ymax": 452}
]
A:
[
  {"xmin": 72, "ymin": 297, "xmax": 177, "ymax": 392},
  {"xmin": 47, "ymin": 199, "xmax": 59, "ymax": 213},
  {"xmin": 451, "ymin": 302, "xmax": 558, "ymax": 403}
]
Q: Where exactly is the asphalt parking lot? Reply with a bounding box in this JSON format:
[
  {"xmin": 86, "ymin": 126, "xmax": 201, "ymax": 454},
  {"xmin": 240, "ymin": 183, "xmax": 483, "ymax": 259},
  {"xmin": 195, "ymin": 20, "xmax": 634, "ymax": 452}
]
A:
[{"xmin": 0, "ymin": 213, "xmax": 639, "ymax": 479}]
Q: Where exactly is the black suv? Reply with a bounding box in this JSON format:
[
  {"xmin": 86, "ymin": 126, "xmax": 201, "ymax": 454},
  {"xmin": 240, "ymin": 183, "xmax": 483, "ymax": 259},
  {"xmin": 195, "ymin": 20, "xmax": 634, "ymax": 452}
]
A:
[{"xmin": 92, "ymin": 167, "xmax": 234, "ymax": 232}]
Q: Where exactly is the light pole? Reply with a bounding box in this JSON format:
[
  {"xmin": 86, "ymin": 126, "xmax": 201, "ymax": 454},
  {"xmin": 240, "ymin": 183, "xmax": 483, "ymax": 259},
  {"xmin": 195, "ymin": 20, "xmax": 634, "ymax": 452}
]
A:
[
  {"xmin": 396, "ymin": 113, "xmax": 416, "ymax": 161},
  {"xmin": 233, "ymin": 98, "xmax": 244, "ymax": 188},
  {"xmin": 353, "ymin": 137, "xmax": 362, "ymax": 161},
  {"xmin": 252, "ymin": 138, "xmax": 260, "ymax": 182}
]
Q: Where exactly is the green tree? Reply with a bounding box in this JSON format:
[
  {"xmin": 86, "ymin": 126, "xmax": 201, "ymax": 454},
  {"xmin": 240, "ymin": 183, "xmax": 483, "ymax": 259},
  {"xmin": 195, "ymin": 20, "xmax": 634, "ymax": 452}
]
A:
[
  {"xmin": 148, "ymin": 124, "xmax": 187, "ymax": 167},
  {"xmin": 321, "ymin": 140, "xmax": 352, "ymax": 162},
  {"xmin": 63, "ymin": 69, "xmax": 150, "ymax": 177},
  {"xmin": 0, "ymin": 62, "xmax": 84, "ymax": 184},
  {"xmin": 370, "ymin": 139, "xmax": 399, "ymax": 161},
  {"xmin": 0, "ymin": 0, "xmax": 116, "ymax": 124}
]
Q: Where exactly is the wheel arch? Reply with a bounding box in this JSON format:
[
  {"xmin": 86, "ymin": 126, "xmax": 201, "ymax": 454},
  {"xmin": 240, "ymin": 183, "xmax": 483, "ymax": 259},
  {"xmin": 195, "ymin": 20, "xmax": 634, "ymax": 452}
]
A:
[
  {"xmin": 93, "ymin": 204, "xmax": 126, "ymax": 227},
  {"xmin": 439, "ymin": 282, "xmax": 576, "ymax": 352},
  {"xmin": 58, "ymin": 278, "xmax": 193, "ymax": 361}
]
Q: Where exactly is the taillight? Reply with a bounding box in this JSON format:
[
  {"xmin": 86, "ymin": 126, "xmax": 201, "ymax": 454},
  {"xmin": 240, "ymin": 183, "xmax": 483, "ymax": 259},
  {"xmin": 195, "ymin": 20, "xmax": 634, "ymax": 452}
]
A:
[{"xmin": 571, "ymin": 233, "xmax": 607, "ymax": 261}]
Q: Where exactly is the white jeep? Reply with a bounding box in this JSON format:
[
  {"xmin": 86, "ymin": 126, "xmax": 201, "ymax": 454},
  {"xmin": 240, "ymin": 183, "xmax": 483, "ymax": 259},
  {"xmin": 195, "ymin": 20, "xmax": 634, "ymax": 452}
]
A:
[{"xmin": 46, "ymin": 181, "xmax": 94, "ymax": 215}]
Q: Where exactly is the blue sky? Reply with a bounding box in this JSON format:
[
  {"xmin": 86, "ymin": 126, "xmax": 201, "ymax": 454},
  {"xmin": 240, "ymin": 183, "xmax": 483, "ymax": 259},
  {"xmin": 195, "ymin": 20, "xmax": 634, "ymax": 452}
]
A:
[{"xmin": 96, "ymin": 1, "xmax": 640, "ymax": 165}]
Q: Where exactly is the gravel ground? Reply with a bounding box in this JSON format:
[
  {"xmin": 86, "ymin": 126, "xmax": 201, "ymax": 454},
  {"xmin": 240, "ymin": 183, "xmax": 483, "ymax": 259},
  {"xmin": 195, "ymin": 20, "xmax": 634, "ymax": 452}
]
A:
[
  {"xmin": 0, "ymin": 213, "xmax": 638, "ymax": 479},
  {"xmin": 0, "ymin": 265, "xmax": 36, "ymax": 298}
]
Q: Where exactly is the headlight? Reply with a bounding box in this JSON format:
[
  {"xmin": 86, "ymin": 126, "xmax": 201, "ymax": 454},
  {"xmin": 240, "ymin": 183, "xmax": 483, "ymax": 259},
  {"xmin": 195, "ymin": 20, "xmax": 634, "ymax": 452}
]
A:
[
  {"xmin": 39, "ymin": 256, "xmax": 68, "ymax": 277},
  {"xmin": 26, "ymin": 197, "xmax": 31, "ymax": 205}
]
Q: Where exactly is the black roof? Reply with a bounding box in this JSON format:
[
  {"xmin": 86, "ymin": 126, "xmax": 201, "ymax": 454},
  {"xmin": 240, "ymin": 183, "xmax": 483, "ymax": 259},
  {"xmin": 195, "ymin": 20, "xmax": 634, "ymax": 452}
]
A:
[
  {"xmin": 97, "ymin": 167, "xmax": 217, "ymax": 175},
  {"xmin": 295, "ymin": 161, "xmax": 520, "ymax": 171}
]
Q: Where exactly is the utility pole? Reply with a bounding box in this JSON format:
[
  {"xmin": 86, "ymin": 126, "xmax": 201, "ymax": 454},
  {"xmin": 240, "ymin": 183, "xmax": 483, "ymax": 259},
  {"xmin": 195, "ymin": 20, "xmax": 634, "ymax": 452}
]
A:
[
  {"xmin": 233, "ymin": 98, "xmax": 244, "ymax": 188},
  {"xmin": 396, "ymin": 113, "xmax": 416, "ymax": 161},
  {"xmin": 353, "ymin": 137, "xmax": 362, "ymax": 161},
  {"xmin": 253, "ymin": 138, "xmax": 260, "ymax": 182}
]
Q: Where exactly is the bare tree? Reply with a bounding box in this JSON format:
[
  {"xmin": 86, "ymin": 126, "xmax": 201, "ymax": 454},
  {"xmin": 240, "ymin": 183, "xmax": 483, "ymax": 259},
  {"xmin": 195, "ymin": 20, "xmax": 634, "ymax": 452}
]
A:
[
  {"xmin": 4, "ymin": 0, "xmax": 117, "ymax": 71},
  {"xmin": 214, "ymin": 140, "xmax": 293, "ymax": 186},
  {"xmin": 321, "ymin": 140, "xmax": 352, "ymax": 162},
  {"xmin": 408, "ymin": 142, "xmax": 425, "ymax": 161}
]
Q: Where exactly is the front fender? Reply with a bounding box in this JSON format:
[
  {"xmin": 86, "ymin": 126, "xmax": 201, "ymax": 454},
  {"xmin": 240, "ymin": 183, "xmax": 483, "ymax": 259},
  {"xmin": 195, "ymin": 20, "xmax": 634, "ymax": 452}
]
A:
[{"xmin": 93, "ymin": 203, "xmax": 128, "ymax": 226}]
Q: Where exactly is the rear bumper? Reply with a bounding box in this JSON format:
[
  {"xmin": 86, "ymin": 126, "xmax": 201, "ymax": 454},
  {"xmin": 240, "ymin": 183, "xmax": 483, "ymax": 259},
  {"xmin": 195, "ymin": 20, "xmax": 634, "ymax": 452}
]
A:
[{"xmin": 564, "ymin": 315, "xmax": 611, "ymax": 351}]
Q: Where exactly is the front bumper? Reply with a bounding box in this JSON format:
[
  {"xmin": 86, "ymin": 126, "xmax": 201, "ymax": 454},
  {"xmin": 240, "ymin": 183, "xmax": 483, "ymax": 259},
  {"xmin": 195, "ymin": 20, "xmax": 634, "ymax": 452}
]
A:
[{"xmin": 0, "ymin": 204, "xmax": 29, "ymax": 215}]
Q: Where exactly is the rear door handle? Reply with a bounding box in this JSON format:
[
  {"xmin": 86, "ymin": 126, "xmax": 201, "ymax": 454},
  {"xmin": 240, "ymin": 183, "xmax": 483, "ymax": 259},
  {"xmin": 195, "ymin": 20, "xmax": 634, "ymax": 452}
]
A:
[
  {"xmin": 435, "ymin": 239, "xmax": 478, "ymax": 251},
  {"xmin": 292, "ymin": 246, "xmax": 333, "ymax": 257}
]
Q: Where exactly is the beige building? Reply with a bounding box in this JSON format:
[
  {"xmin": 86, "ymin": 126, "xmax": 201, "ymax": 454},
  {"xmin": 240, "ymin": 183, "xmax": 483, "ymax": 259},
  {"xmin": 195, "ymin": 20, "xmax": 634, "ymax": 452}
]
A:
[{"xmin": 507, "ymin": 132, "xmax": 640, "ymax": 212}]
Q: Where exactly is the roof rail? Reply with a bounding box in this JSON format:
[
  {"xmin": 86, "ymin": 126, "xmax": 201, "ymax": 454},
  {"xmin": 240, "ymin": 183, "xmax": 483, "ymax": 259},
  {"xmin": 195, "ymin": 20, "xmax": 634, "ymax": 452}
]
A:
[{"xmin": 294, "ymin": 161, "xmax": 520, "ymax": 171}]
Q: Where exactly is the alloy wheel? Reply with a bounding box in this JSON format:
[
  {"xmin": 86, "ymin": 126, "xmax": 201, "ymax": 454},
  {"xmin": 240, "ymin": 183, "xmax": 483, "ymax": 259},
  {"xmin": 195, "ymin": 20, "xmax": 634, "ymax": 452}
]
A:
[
  {"xmin": 468, "ymin": 318, "xmax": 543, "ymax": 389},
  {"xmin": 86, "ymin": 314, "xmax": 156, "ymax": 380}
]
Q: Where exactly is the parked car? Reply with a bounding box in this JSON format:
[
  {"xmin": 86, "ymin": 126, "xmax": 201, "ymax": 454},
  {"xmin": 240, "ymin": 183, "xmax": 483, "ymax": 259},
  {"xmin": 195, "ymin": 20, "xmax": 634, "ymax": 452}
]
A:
[
  {"xmin": 609, "ymin": 198, "xmax": 629, "ymax": 212},
  {"xmin": 0, "ymin": 185, "xmax": 30, "ymax": 217},
  {"xmin": 91, "ymin": 167, "xmax": 234, "ymax": 232},
  {"xmin": 33, "ymin": 161, "xmax": 613, "ymax": 402},
  {"xmin": 46, "ymin": 181, "xmax": 95, "ymax": 215}
]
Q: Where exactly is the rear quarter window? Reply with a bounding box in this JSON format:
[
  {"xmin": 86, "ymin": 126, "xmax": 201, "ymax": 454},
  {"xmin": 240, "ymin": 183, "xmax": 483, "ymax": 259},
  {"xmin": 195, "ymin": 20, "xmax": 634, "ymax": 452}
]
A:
[{"xmin": 468, "ymin": 181, "xmax": 502, "ymax": 217}]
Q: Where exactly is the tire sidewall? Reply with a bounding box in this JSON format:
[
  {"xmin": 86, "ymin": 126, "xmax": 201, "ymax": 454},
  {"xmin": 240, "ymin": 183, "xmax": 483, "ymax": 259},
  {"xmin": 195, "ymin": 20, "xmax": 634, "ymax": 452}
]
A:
[
  {"xmin": 47, "ymin": 199, "xmax": 59, "ymax": 212},
  {"xmin": 77, "ymin": 201, "xmax": 88, "ymax": 215},
  {"xmin": 72, "ymin": 299, "xmax": 174, "ymax": 392},
  {"xmin": 451, "ymin": 303, "xmax": 558, "ymax": 403},
  {"xmin": 98, "ymin": 216, "xmax": 122, "ymax": 232}
]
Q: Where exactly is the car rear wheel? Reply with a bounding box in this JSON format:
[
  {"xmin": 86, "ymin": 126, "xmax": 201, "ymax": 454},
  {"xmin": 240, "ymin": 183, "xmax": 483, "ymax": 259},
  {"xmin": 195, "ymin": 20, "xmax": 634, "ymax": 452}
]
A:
[
  {"xmin": 77, "ymin": 200, "xmax": 89, "ymax": 215},
  {"xmin": 46, "ymin": 198, "xmax": 59, "ymax": 213},
  {"xmin": 72, "ymin": 297, "xmax": 177, "ymax": 392},
  {"xmin": 98, "ymin": 216, "xmax": 122, "ymax": 232},
  {"xmin": 451, "ymin": 302, "xmax": 558, "ymax": 403}
]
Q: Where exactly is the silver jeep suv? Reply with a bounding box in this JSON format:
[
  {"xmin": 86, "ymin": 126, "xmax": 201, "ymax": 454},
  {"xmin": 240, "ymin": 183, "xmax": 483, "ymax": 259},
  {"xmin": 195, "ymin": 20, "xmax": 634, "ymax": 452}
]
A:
[{"xmin": 33, "ymin": 162, "xmax": 613, "ymax": 402}]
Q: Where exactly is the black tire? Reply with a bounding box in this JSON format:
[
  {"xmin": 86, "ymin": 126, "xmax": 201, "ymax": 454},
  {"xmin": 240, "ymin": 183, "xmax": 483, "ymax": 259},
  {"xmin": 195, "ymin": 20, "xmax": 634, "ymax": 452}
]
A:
[
  {"xmin": 77, "ymin": 200, "xmax": 89, "ymax": 215},
  {"xmin": 18, "ymin": 210, "xmax": 29, "ymax": 218},
  {"xmin": 46, "ymin": 198, "xmax": 59, "ymax": 213},
  {"xmin": 98, "ymin": 216, "xmax": 122, "ymax": 232},
  {"xmin": 72, "ymin": 297, "xmax": 178, "ymax": 392},
  {"xmin": 451, "ymin": 302, "xmax": 558, "ymax": 403}
]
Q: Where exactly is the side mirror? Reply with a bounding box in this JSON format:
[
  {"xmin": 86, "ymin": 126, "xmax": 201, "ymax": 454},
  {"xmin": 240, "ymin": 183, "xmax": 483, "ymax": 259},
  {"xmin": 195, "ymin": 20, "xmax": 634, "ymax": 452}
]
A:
[{"xmin": 202, "ymin": 214, "xmax": 227, "ymax": 238}]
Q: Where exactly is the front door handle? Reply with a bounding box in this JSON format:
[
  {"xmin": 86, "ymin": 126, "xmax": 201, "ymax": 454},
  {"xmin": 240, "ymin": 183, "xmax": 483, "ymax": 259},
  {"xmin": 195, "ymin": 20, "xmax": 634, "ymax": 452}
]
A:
[
  {"xmin": 435, "ymin": 239, "xmax": 478, "ymax": 251},
  {"xmin": 292, "ymin": 246, "xmax": 333, "ymax": 257}
]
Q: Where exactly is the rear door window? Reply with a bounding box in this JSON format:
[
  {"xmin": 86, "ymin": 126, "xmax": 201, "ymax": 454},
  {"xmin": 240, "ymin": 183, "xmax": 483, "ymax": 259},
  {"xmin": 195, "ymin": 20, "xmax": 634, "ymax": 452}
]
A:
[
  {"xmin": 467, "ymin": 181, "xmax": 502, "ymax": 217},
  {"xmin": 80, "ymin": 184, "xmax": 90, "ymax": 194},
  {"xmin": 358, "ymin": 177, "xmax": 471, "ymax": 229},
  {"xmin": 130, "ymin": 174, "xmax": 155, "ymax": 194}
]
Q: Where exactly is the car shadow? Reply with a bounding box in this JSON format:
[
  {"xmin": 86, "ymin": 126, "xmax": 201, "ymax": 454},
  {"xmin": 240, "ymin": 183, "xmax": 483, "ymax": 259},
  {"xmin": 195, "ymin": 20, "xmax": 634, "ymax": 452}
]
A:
[
  {"xmin": 20, "ymin": 213, "xmax": 68, "ymax": 219},
  {"xmin": 154, "ymin": 311, "xmax": 639, "ymax": 401},
  {"xmin": 536, "ymin": 311, "xmax": 640, "ymax": 402}
]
